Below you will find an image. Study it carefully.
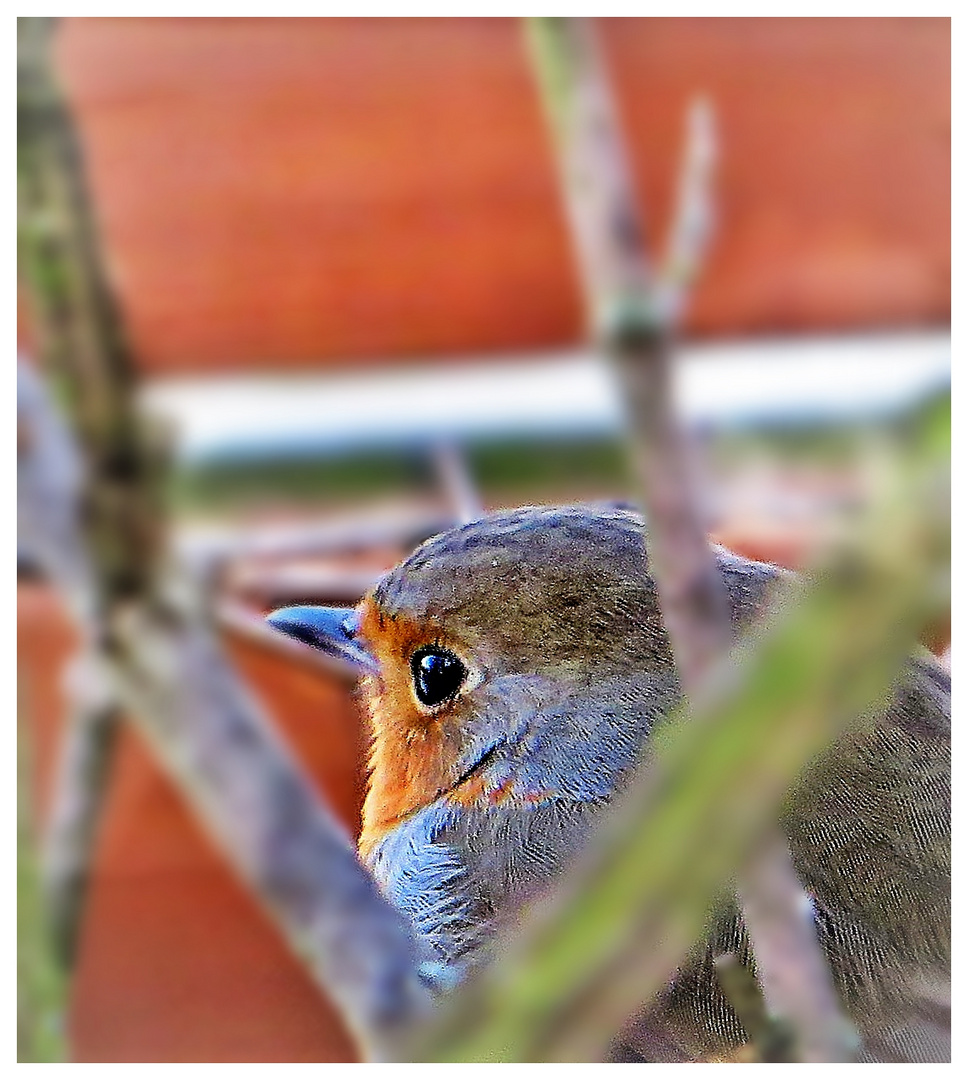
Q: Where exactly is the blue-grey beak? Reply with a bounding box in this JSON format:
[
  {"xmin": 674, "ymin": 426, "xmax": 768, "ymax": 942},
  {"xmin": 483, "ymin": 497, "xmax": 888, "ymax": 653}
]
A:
[{"xmin": 265, "ymin": 605, "xmax": 378, "ymax": 673}]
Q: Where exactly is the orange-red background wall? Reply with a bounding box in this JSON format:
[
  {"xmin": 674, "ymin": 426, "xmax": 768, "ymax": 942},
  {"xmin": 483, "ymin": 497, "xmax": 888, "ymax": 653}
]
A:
[
  {"xmin": 54, "ymin": 17, "xmax": 950, "ymax": 377},
  {"xmin": 20, "ymin": 18, "xmax": 950, "ymax": 1062}
]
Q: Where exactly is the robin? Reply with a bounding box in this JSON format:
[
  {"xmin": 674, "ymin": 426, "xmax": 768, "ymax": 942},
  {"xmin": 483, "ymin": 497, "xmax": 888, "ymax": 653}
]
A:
[{"xmin": 267, "ymin": 505, "xmax": 950, "ymax": 1062}]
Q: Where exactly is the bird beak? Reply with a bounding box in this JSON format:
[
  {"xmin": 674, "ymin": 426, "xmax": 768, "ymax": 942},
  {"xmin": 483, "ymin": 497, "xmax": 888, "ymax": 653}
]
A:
[{"xmin": 265, "ymin": 605, "xmax": 379, "ymax": 674}]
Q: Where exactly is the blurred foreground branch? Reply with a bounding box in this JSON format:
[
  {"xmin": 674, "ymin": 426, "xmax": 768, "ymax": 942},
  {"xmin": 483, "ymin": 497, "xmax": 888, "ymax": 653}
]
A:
[
  {"xmin": 521, "ymin": 16, "xmax": 858, "ymax": 1060},
  {"xmin": 18, "ymin": 349, "xmax": 431, "ymax": 1065},
  {"xmin": 18, "ymin": 10, "xmax": 144, "ymax": 967},
  {"xmin": 18, "ymin": 688, "xmax": 68, "ymax": 1063},
  {"xmin": 17, "ymin": 18, "xmax": 429, "ymax": 1058},
  {"xmin": 415, "ymin": 389, "xmax": 949, "ymax": 1061},
  {"xmin": 39, "ymin": 652, "xmax": 121, "ymax": 967}
]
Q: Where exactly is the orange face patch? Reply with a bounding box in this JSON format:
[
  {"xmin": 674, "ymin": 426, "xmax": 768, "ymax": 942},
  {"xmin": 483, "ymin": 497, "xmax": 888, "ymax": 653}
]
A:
[{"xmin": 355, "ymin": 596, "xmax": 472, "ymax": 861}]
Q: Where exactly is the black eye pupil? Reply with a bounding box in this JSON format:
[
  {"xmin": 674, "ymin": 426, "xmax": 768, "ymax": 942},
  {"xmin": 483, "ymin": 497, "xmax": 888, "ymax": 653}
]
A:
[{"xmin": 411, "ymin": 648, "xmax": 466, "ymax": 707}]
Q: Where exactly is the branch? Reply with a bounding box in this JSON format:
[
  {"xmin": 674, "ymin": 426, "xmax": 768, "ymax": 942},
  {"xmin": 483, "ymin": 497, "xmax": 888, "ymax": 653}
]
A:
[
  {"xmin": 17, "ymin": 18, "xmax": 431, "ymax": 1058},
  {"xmin": 735, "ymin": 833, "xmax": 860, "ymax": 1062},
  {"xmin": 430, "ymin": 441, "xmax": 483, "ymax": 525},
  {"xmin": 526, "ymin": 16, "xmax": 731, "ymax": 687},
  {"xmin": 413, "ymin": 16, "xmax": 889, "ymax": 1060},
  {"xmin": 656, "ymin": 96, "xmax": 717, "ymax": 328},
  {"xmin": 524, "ymin": 17, "xmax": 860, "ymax": 1058},
  {"xmin": 16, "ymin": 358, "xmax": 94, "ymax": 625},
  {"xmin": 18, "ymin": 338, "xmax": 433, "ymax": 1064},
  {"xmin": 414, "ymin": 391, "xmax": 949, "ymax": 1062},
  {"xmin": 712, "ymin": 952, "xmax": 792, "ymax": 1062},
  {"xmin": 111, "ymin": 593, "xmax": 431, "ymax": 1057},
  {"xmin": 40, "ymin": 649, "xmax": 121, "ymax": 968},
  {"xmin": 18, "ymin": 357, "xmax": 120, "ymax": 968},
  {"xmin": 18, "ymin": 684, "xmax": 68, "ymax": 1063}
]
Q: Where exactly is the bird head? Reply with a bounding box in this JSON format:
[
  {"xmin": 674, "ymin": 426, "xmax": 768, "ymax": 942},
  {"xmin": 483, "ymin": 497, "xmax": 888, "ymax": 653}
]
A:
[{"xmin": 266, "ymin": 507, "xmax": 698, "ymax": 856}]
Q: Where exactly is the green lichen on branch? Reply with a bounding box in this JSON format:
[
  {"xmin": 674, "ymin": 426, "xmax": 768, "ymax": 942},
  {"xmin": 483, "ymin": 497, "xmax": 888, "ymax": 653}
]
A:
[
  {"xmin": 414, "ymin": 391, "xmax": 949, "ymax": 1062},
  {"xmin": 17, "ymin": 700, "xmax": 68, "ymax": 1063},
  {"xmin": 18, "ymin": 16, "xmax": 164, "ymax": 610}
]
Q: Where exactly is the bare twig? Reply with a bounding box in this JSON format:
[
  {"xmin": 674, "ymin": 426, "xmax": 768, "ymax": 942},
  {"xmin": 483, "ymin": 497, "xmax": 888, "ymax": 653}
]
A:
[
  {"xmin": 526, "ymin": 16, "xmax": 731, "ymax": 687},
  {"xmin": 18, "ymin": 18, "xmax": 161, "ymax": 610},
  {"xmin": 216, "ymin": 597, "xmax": 364, "ymax": 682},
  {"xmin": 19, "ymin": 10, "xmax": 139, "ymax": 969},
  {"xmin": 223, "ymin": 564, "xmax": 383, "ymax": 607},
  {"xmin": 736, "ymin": 833, "xmax": 861, "ymax": 1062},
  {"xmin": 110, "ymin": 594, "xmax": 431, "ymax": 1058},
  {"xmin": 430, "ymin": 441, "xmax": 482, "ymax": 524},
  {"xmin": 656, "ymin": 97, "xmax": 717, "ymax": 328},
  {"xmin": 713, "ymin": 953, "xmax": 794, "ymax": 1062}
]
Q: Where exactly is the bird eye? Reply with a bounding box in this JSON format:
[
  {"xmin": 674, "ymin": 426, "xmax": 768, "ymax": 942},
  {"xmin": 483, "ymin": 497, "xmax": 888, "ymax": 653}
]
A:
[{"xmin": 411, "ymin": 647, "xmax": 467, "ymax": 708}]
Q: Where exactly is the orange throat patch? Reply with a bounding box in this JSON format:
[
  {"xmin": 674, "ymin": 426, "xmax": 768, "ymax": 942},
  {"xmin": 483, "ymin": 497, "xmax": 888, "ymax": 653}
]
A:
[{"xmin": 355, "ymin": 597, "xmax": 465, "ymax": 862}]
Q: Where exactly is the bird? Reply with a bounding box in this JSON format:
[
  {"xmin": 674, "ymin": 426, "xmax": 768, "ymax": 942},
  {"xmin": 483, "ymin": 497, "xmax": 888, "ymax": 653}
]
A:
[{"xmin": 267, "ymin": 504, "xmax": 950, "ymax": 1062}]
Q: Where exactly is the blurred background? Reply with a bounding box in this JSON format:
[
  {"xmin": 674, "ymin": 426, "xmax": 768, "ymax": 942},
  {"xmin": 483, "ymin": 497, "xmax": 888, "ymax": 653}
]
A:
[{"xmin": 18, "ymin": 16, "xmax": 949, "ymax": 1063}]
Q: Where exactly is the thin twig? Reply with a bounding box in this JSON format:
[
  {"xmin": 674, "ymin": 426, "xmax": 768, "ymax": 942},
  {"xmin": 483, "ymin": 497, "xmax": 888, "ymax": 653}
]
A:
[
  {"xmin": 216, "ymin": 597, "xmax": 364, "ymax": 682},
  {"xmin": 656, "ymin": 97, "xmax": 717, "ymax": 328},
  {"xmin": 736, "ymin": 834, "xmax": 862, "ymax": 1061},
  {"xmin": 430, "ymin": 440, "xmax": 483, "ymax": 524},
  {"xmin": 174, "ymin": 506, "xmax": 457, "ymax": 572},
  {"xmin": 713, "ymin": 952, "xmax": 794, "ymax": 1062},
  {"xmin": 527, "ymin": 16, "xmax": 731, "ymax": 687}
]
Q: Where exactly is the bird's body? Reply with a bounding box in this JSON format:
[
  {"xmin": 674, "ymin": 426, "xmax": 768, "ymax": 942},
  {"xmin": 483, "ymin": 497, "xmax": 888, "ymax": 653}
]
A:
[{"xmin": 268, "ymin": 505, "xmax": 950, "ymax": 1061}]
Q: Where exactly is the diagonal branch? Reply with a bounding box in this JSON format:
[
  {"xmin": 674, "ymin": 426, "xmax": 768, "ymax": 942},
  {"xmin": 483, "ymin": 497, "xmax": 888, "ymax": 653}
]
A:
[
  {"xmin": 414, "ymin": 16, "xmax": 871, "ymax": 1061},
  {"xmin": 18, "ymin": 358, "xmax": 434, "ymax": 1059},
  {"xmin": 414, "ymin": 390, "xmax": 949, "ymax": 1062},
  {"xmin": 524, "ymin": 18, "xmax": 860, "ymax": 1059},
  {"xmin": 17, "ymin": 18, "xmax": 431, "ymax": 1059}
]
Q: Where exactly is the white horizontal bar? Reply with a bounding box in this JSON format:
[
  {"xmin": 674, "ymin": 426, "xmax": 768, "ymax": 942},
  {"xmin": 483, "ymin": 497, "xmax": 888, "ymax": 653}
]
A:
[{"xmin": 141, "ymin": 331, "xmax": 951, "ymax": 464}]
